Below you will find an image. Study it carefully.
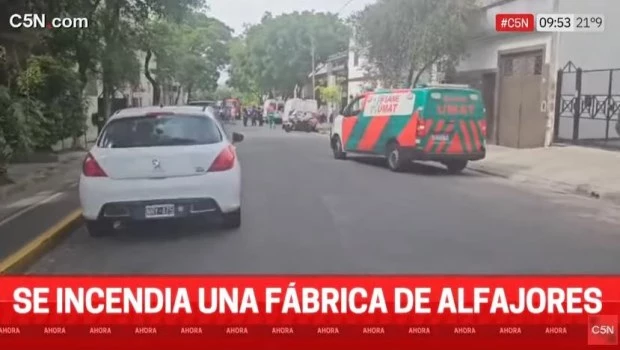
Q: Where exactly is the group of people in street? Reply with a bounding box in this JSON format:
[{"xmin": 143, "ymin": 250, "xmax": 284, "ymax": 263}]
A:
[
  {"xmin": 241, "ymin": 105, "xmax": 280, "ymax": 129},
  {"xmin": 242, "ymin": 106, "xmax": 264, "ymax": 127}
]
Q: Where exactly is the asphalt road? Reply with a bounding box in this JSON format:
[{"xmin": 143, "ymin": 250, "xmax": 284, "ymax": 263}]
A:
[{"xmin": 28, "ymin": 125, "xmax": 620, "ymax": 274}]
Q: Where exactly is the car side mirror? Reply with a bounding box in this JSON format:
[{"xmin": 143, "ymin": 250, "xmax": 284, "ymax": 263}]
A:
[{"xmin": 232, "ymin": 132, "xmax": 244, "ymax": 143}]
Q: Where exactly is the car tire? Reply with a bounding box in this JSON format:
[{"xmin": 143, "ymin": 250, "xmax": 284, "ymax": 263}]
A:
[
  {"xmin": 386, "ymin": 142, "xmax": 406, "ymax": 172},
  {"xmin": 332, "ymin": 136, "xmax": 347, "ymax": 160},
  {"xmin": 445, "ymin": 160, "xmax": 468, "ymax": 174},
  {"xmin": 222, "ymin": 208, "xmax": 241, "ymax": 229},
  {"xmin": 85, "ymin": 220, "xmax": 112, "ymax": 238}
]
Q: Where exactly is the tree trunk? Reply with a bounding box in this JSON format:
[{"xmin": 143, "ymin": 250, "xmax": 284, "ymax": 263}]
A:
[
  {"xmin": 174, "ymin": 86, "xmax": 182, "ymax": 105},
  {"xmin": 411, "ymin": 55, "xmax": 440, "ymax": 88},
  {"xmin": 186, "ymin": 84, "xmax": 193, "ymax": 103},
  {"xmin": 406, "ymin": 64, "xmax": 416, "ymax": 88},
  {"xmin": 144, "ymin": 50, "xmax": 160, "ymax": 105},
  {"xmin": 101, "ymin": 82, "xmax": 112, "ymax": 121}
]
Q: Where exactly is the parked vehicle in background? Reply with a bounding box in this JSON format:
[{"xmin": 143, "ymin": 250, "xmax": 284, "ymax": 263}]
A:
[
  {"xmin": 187, "ymin": 100, "xmax": 217, "ymax": 108},
  {"xmin": 330, "ymin": 84, "xmax": 487, "ymax": 173},
  {"xmin": 79, "ymin": 106, "xmax": 245, "ymax": 237},
  {"xmin": 282, "ymin": 98, "xmax": 319, "ymax": 132}
]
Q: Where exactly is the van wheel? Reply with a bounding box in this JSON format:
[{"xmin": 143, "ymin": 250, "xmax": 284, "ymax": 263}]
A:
[
  {"xmin": 332, "ymin": 136, "xmax": 347, "ymax": 160},
  {"xmin": 386, "ymin": 142, "xmax": 406, "ymax": 172},
  {"xmin": 445, "ymin": 160, "xmax": 468, "ymax": 174}
]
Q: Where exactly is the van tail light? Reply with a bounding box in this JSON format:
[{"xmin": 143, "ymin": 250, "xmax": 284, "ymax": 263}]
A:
[
  {"xmin": 209, "ymin": 145, "xmax": 236, "ymax": 172},
  {"xmin": 416, "ymin": 120, "xmax": 428, "ymax": 137},
  {"xmin": 83, "ymin": 153, "xmax": 107, "ymax": 177},
  {"xmin": 479, "ymin": 120, "xmax": 487, "ymax": 136}
]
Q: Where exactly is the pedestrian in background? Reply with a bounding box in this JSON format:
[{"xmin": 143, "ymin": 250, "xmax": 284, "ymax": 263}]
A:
[
  {"xmin": 243, "ymin": 107, "xmax": 250, "ymax": 126},
  {"xmin": 258, "ymin": 106, "xmax": 265, "ymax": 126}
]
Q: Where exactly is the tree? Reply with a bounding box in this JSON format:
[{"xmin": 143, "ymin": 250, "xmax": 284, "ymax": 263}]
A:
[
  {"xmin": 227, "ymin": 38, "xmax": 262, "ymax": 101},
  {"xmin": 98, "ymin": 0, "xmax": 206, "ymax": 118},
  {"xmin": 175, "ymin": 13, "xmax": 232, "ymax": 102},
  {"xmin": 140, "ymin": 12, "xmax": 232, "ymax": 105},
  {"xmin": 353, "ymin": 0, "xmax": 478, "ymax": 87},
  {"xmin": 232, "ymin": 11, "xmax": 350, "ymax": 98}
]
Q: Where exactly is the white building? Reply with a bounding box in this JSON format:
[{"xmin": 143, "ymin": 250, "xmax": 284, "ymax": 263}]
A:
[
  {"xmin": 346, "ymin": 37, "xmax": 441, "ymax": 103},
  {"xmin": 456, "ymin": 0, "xmax": 620, "ymax": 148}
]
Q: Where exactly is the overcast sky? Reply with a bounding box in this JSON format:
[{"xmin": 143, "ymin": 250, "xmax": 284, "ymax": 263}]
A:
[{"xmin": 206, "ymin": 0, "xmax": 376, "ymax": 35}]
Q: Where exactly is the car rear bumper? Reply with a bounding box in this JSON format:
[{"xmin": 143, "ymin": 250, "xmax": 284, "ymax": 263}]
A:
[
  {"xmin": 94, "ymin": 198, "xmax": 222, "ymax": 221},
  {"xmin": 79, "ymin": 166, "xmax": 241, "ymax": 221},
  {"xmin": 401, "ymin": 147, "xmax": 486, "ymax": 162}
]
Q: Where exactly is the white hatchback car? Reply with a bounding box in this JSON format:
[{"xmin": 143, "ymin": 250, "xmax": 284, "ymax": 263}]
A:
[{"xmin": 79, "ymin": 106, "xmax": 244, "ymax": 237}]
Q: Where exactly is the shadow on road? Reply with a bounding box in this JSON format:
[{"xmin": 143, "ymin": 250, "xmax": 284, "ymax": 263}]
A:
[
  {"xmin": 350, "ymin": 156, "xmax": 483, "ymax": 177},
  {"xmin": 95, "ymin": 218, "xmax": 233, "ymax": 243}
]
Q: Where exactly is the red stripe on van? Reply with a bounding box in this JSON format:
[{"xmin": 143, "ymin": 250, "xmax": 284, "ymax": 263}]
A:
[
  {"xmin": 445, "ymin": 131, "xmax": 463, "ymax": 154},
  {"xmin": 424, "ymin": 120, "xmax": 445, "ymax": 153},
  {"xmin": 342, "ymin": 117, "xmax": 356, "ymax": 146},
  {"xmin": 469, "ymin": 120, "xmax": 481, "ymax": 151},
  {"xmin": 459, "ymin": 120, "xmax": 472, "ymax": 153},
  {"xmin": 358, "ymin": 116, "xmax": 390, "ymax": 151},
  {"xmin": 397, "ymin": 110, "xmax": 420, "ymax": 147}
]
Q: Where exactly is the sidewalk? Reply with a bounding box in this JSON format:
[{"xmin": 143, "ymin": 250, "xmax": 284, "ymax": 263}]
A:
[
  {"xmin": 1, "ymin": 151, "xmax": 85, "ymax": 203},
  {"xmin": 0, "ymin": 152, "xmax": 85, "ymax": 273},
  {"xmin": 469, "ymin": 144, "xmax": 620, "ymax": 205}
]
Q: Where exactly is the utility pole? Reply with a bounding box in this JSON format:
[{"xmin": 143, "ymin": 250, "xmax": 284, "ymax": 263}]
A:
[{"xmin": 311, "ymin": 37, "xmax": 316, "ymax": 100}]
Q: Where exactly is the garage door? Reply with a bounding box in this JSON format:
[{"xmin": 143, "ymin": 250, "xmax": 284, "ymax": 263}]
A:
[{"xmin": 497, "ymin": 51, "xmax": 546, "ymax": 148}]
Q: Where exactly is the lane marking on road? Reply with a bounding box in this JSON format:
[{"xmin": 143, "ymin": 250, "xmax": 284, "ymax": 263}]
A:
[
  {"xmin": 0, "ymin": 191, "xmax": 67, "ymax": 228},
  {"xmin": 0, "ymin": 209, "xmax": 82, "ymax": 274}
]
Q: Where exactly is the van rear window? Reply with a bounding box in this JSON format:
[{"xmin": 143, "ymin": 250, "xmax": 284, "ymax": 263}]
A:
[{"xmin": 426, "ymin": 90, "xmax": 482, "ymax": 118}]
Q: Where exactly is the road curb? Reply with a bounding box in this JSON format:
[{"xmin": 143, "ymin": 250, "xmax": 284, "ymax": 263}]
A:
[{"xmin": 0, "ymin": 209, "xmax": 82, "ymax": 274}]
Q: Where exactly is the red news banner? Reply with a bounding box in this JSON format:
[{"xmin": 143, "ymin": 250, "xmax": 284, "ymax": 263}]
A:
[{"xmin": 0, "ymin": 276, "xmax": 618, "ymax": 349}]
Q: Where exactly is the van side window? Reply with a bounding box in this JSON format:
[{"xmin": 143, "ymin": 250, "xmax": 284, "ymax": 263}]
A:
[{"xmin": 345, "ymin": 96, "xmax": 363, "ymax": 116}]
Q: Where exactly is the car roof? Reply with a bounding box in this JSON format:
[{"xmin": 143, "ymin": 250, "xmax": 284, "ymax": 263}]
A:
[{"xmin": 110, "ymin": 106, "xmax": 215, "ymax": 120}]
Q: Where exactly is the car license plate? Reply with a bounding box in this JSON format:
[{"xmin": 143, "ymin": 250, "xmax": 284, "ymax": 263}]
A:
[
  {"xmin": 432, "ymin": 134, "xmax": 450, "ymax": 142},
  {"xmin": 145, "ymin": 204, "xmax": 175, "ymax": 218}
]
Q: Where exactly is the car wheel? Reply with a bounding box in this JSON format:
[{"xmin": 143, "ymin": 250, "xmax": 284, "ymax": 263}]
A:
[
  {"xmin": 332, "ymin": 136, "xmax": 347, "ymax": 160},
  {"xmin": 222, "ymin": 208, "xmax": 241, "ymax": 229},
  {"xmin": 444, "ymin": 160, "xmax": 468, "ymax": 174},
  {"xmin": 386, "ymin": 142, "xmax": 406, "ymax": 172},
  {"xmin": 85, "ymin": 220, "xmax": 112, "ymax": 238}
]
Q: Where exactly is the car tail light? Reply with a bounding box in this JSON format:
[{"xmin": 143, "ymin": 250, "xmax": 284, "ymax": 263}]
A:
[
  {"xmin": 208, "ymin": 145, "xmax": 236, "ymax": 172},
  {"xmin": 416, "ymin": 120, "xmax": 428, "ymax": 136},
  {"xmin": 83, "ymin": 153, "xmax": 107, "ymax": 177},
  {"xmin": 479, "ymin": 120, "xmax": 487, "ymax": 136}
]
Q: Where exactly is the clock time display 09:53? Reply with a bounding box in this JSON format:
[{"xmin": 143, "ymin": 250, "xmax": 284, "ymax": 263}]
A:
[{"xmin": 536, "ymin": 14, "xmax": 605, "ymax": 32}]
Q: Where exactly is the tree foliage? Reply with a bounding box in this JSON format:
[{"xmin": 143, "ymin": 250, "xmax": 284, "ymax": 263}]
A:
[
  {"xmin": 353, "ymin": 0, "xmax": 478, "ymax": 87},
  {"xmin": 0, "ymin": 0, "xmax": 220, "ymax": 173},
  {"xmin": 228, "ymin": 11, "xmax": 350, "ymax": 98},
  {"xmin": 317, "ymin": 86, "xmax": 341, "ymax": 105},
  {"xmin": 140, "ymin": 12, "xmax": 232, "ymax": 104}
]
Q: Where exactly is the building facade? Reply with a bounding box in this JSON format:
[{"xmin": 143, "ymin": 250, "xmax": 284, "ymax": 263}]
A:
[{"xmin": 456, "ymin": 0, "xmax": 620, "ymax": 148}]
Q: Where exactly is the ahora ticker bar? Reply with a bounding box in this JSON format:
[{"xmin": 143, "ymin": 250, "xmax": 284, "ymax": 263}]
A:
[
  {"xmin": 495, "ymin": 13, "xmax": 605, "ymax": 32},
  {"xmin": 0, "ymin": 276, "xmax": 618, "ymax": 348}
]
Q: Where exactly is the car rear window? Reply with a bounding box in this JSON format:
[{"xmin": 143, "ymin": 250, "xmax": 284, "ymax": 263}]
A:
[{"xmin": 97, "ymin": 114, "xmax": 222, "ymax": 148}]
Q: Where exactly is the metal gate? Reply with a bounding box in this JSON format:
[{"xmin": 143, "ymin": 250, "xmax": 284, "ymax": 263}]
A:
[
  {"xmin": 553, "ymin": 61, "xmax": 620, "ymax": 149},
  {"xmin": 497, "ymin": 50, "xmax": 545, "ymax": 148}
]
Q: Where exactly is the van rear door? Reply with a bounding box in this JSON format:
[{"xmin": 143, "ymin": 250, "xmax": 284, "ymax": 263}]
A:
[{"xmin": 420, "ymin": 88, "xmax": 486, "ymax": 155}]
